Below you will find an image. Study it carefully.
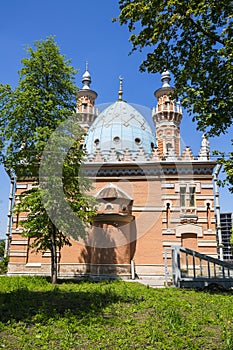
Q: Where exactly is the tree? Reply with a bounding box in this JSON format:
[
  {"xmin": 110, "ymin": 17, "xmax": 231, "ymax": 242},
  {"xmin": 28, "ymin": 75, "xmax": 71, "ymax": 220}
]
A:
[
  {"xmin": 117, "ymin": 0, "xmax": 233, "ymax": 188},
  {"xmin": 0, "ymin": 36, "xmax": 78, "ymax": 174},
  {"xmin": 0, "ymin": 240, "xmax": 5, "ymax": 258},
  {"xmin": 0, "ymin": 37, "xmax": 95, "ymax": 283},
  {"xmin": 17, "ymin": 117, "xmax": 96, "ymax": 284},
  {"xmin": 0, "ymin": 240, "xmax": 8, "ymax": 274},
  {"xmin": 118, "ymin": 0, "xmax": 232, "ymax": 136}
]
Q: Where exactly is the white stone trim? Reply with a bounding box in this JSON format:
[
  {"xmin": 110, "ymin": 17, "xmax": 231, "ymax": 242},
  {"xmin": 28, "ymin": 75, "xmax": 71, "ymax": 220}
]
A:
[
  {"xmin": 162, "ymin": 241, "xmax": 181, "ymax": 247},
  {"xmin": 162, "ymin": 194, "xmax": 179, "ymax": 200},
  {"xmin": 161, "ymin": 183, "xmax": 175, "ymax": 189},
  {"xmin": 16, "ymin": 184, "xmax": 28, "ymax": 189},
  {"xmin": 9, "ymin": 251, "xmax": 27, "ymax": 257},
  {"xmin": 132, "ymin": 206, "xmax": 162, "ymax": 212},
  {"xmin": 42, "ymin": 251, "xmax": 60, "ymax": 257},
  {"xmin": 203, "ymin": 229, "xmax": 216, "ymax": 235},
  {"xmin": 162, "ymin": 229, "xmax": 175, "ymax": 235},
  {"xmin": 198, "ymin": 240, "xmax": 217, "ymax": 247},
  {"xmin": 201, "ymin": 183, "xmax": 214, "ymax": 189},
  {"xmin": 26, "ymin": 263, "xmax": 42, "ymax": 268},
  {"xmin": 170, "ymin": 218, "xmax": 181, "ymax": 223},
  {"xmin": 10, "ymin": 240, "xmax": 28, "ymax": 245},
  {"xmin": 176, "ymin": 223, "xmax": 203, "ymax": 237}
]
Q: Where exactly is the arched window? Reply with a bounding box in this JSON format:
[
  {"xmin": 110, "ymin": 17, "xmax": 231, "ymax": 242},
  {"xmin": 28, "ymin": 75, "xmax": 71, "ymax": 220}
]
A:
[
  {"xmin": 206, "ymin": 202, "xmax": 211, "ymax": 229},
  {"xmin": 113, "ymin": 136, "xmax": 120, "ymax": 143},
  {"xmin": 166, "ymin": 202, "xmax": 170, "ymax": 229},
  {"xmin": 166, "ymin": 143, "xmax": 172, "ymax": 152},
  {"xmin": 122, "ymin": 205, "xmax": 127, "ymax": 212},
  {"xmin": 94, "ymin": 138, "xmax": 100, "ymax": 146},
  {"xmin": 105, "ymin": 203, "xmax": 113, "ymax": 211},
  {"xmin": 135, "ymin": 137, "xmax": 141, "ymax": 145}
]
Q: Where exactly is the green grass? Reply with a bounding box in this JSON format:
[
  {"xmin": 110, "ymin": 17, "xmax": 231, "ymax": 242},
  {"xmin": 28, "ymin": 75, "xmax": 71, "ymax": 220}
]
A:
[{"xmin": 0, "ymin": 276, "xmax": 233, "ymax": 349}]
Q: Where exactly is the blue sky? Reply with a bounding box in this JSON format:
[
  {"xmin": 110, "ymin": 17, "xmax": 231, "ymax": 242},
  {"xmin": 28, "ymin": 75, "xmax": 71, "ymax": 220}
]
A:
[{"xmin": 0, "ymin": 0, "xmax": 232, "ymax": 239}]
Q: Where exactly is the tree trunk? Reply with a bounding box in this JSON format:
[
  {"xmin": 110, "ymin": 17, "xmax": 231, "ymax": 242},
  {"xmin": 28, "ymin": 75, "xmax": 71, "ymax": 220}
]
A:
[{"xmin": 50, "ymin": 223, "xmax": 57, "ymax": 284}]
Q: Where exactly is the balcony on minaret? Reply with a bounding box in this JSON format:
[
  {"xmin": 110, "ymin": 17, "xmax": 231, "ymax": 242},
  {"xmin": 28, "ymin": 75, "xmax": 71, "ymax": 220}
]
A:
[
  {"xmin": 76, "ymin": 104, "xmax": 98, "ymax": 115},
  {"xmin": 152, "ymin": 101, "xmax": 182, "ymax": 114}
]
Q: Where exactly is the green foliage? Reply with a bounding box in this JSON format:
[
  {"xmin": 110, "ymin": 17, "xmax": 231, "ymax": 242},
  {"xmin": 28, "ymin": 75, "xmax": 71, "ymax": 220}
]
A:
[
  {"xmin": 0, "ymin": 240, "xmax": 5, "ymax": 258},
  {"xmin": 213, "ymin": 141, "xmax": 233, "ymax": 193},
  {"xmin": 0, "ymin": 257, "xmax": 9, "ymax": 275},
  {"xmin": 118, "ymin": 0, "xmax": 233, "ymax": 193},
  {"xmin": 118, "ymin": 0, "xmax": 233, "ymax": 137},
  {"xmin": 0, "ymin": 36, "xmax": 78, "ymax": 175},
  {"xmin": 16, "ymin": 130, "xmax": 96, "ymax": 255},
  {"xmin": 0, "ymin": 277, "xmax": 233, "ymax": 349},
  {"xmin": 0, "ymin": 241, "xmax": 8, "ymax": 275},
  {"xmin": 0, "ymin": 37, "xmax": 96, "ymax": 283},
  {"xmin": 230, "ymin": 230, "xmax": 233, "ymax": 246}
]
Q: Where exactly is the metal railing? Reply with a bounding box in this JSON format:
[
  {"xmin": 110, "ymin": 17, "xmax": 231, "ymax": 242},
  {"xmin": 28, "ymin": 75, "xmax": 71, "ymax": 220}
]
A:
[{"xmin": 165, "ymin": 246, "xmax": 233, "ymax": 289}]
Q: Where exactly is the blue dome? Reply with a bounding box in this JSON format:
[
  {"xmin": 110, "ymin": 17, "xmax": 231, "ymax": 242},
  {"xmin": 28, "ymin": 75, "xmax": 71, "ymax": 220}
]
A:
[{"xmin": 85, "ymin": 100, "xmax": 156, "ymax": 158}]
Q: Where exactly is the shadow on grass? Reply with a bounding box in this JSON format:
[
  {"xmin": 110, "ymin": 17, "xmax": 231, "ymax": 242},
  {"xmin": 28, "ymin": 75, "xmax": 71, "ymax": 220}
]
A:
[{"xmin": 0, "ymin": 279, "xmax": 137, "ymax": 324}]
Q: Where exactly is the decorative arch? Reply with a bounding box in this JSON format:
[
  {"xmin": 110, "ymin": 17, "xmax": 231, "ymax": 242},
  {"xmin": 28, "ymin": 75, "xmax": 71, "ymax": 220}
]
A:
[{"xmin": 176, "ymin": 224, "xmax": 202, "ymax": 238}]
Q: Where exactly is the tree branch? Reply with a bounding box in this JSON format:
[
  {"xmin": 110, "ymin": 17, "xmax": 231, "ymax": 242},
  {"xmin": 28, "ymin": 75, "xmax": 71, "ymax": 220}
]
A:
[{"xmin": 188, "ymin": 15, "xmax": 225, "ymax": 46}]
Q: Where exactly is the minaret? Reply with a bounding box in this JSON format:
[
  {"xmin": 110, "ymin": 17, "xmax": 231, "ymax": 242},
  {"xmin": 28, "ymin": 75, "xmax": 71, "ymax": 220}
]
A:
[
  {"xmin": 152, "ymin": 71, "xmax": 182, "ymax": 158},
  {"xmin": 76, "ymin": 62, "xmax": 98, "ymax": 131}
]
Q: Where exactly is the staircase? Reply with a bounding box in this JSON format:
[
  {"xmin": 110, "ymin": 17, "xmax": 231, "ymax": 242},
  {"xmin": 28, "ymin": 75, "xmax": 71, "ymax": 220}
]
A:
[{"xmin": 165, "ymin": 246, "xmax": 233, "ymax": 290}]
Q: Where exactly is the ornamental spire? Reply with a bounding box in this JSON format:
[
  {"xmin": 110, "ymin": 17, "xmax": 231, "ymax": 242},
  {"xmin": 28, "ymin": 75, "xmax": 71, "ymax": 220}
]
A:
[
  {"xmin": 198, "ymin": 134, "xmax": 210, "ymax": 160},
  {"xmin": 161, "ymin": 70, "xmax": 171, "ymax": 88},
  {"xmin": 118, "ymin": 76, "xmax": 123, "ymax": 101},
  {"xmin": 82, "ymin": 60, "xmax": 91, "ymax": 90}
]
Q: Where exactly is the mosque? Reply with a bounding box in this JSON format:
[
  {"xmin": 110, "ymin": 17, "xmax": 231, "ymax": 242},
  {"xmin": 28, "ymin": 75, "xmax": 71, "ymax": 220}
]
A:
[{"xmin": 7, "ymin": 67, "xmax": 219, "ymax": 281}]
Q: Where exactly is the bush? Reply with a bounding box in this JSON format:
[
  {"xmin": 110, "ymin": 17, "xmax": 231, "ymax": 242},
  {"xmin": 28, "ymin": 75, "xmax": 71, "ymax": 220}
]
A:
[{"xmin": 0, "ymin": 256, "xmax": 9, "ymax": 274}]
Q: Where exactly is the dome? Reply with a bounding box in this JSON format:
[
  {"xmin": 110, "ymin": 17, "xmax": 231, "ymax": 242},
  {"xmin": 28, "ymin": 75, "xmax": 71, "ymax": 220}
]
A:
[
  {"xmin": 84, "ymin": 100, "xmax": 156, "ymax": 159},
  {"xmin": 82, "ymin": 70, "xmax": 91, "ymax": 79}
]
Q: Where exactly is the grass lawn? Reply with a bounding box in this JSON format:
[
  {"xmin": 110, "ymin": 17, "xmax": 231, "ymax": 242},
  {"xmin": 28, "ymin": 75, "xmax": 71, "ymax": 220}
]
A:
[{"xmin": 0, "ymin": 276, "xmax": 233, "ymax": 349}]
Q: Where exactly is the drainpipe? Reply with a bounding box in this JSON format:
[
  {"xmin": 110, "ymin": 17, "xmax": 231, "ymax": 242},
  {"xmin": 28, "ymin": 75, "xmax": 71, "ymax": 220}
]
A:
[
  {"xmin": 4, "ymin": 169, "xmax": 16, "ymax": 258},
  {"xmin": 131, "ymin": 260, "xmax": 135, "ymax": 280},
  {"xmin": 213, "ymin": 164, "xmax": 223, "ymax": 260}
]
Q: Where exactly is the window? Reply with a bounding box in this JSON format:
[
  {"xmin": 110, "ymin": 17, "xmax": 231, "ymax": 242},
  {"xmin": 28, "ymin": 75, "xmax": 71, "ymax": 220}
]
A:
[
  {"xmin": 122, "ymin": 205, "xmax": 127, "ymax": 212},
  {"xmin": 180, "ymin": 186, "xmax": 196, "ymax": 207},
  {"xmin": 105, "ymin": 203, "xmax": 113, "ymax": 210},
  {"xmin": 166, "ymin": 202, "xmax": 170, "ymax": 229},
  {"xmin": 189, "ymin": 187, "xmax": 195, "ymax": 207},
  {"xmin": 206, "ymin": 202, "xmax": 211, "ymax": 229},
  {"xmin": 135, "ymin": 137, "xmax": 141, "ymax": 145},
  {"xmin": 166, "ymin": 143, "xmax": 172, "ymax": 152},
  {"xmin": 113, "ymin": 136, "xmax": 120, "ymax": 143},
  {"xmin": 94, "ymin": 138, "xmax": 100, "ymax": 146},
  {"xmin": 180, "ymin": 187, "xmax": 186, "ymax": 207}
]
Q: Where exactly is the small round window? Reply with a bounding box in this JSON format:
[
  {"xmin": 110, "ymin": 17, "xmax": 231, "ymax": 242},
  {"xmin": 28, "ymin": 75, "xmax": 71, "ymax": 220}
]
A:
[
  {"xmin": 113, "ymin": 136, "xmax": 120, "ymax": 143},
  {"xmin": 94, "ymin": 138, "xmax": 100, "ymax": 146},
  {"xmin": 105, "ymin": 204, "xmax": 113, "ymax": 210},
  {"xmin": 135, "ymin": 137, "xmax": 141, "ymax": 145}
]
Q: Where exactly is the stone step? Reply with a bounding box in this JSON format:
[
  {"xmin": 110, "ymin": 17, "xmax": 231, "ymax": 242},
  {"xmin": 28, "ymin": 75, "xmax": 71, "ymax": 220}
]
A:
[{"xmin": 126, "ymin": 276, "xmax": 172, "ymax": 288}]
